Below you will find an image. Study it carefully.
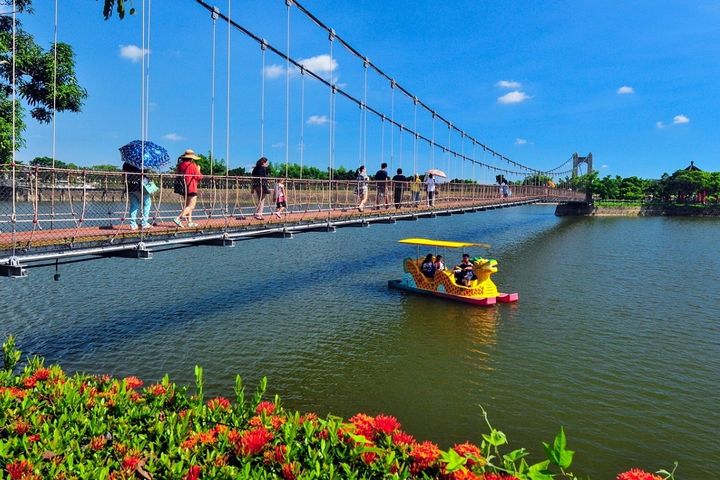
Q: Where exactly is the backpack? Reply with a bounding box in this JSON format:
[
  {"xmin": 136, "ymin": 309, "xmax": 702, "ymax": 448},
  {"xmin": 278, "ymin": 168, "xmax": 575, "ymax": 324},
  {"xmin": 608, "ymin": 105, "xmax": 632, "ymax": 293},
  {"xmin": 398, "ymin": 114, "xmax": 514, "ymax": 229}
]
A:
[{"xmin": 173, "ymin": 175, "xmax": 186, "ymax": 195}]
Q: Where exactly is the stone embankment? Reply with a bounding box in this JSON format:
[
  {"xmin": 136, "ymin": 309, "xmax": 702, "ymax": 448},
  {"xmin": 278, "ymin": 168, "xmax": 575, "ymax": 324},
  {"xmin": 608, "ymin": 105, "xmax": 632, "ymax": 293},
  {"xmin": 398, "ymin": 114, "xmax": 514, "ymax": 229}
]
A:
[{"xmin": 556, "ymin": 202, "xmax": 720, "ymax": 216}]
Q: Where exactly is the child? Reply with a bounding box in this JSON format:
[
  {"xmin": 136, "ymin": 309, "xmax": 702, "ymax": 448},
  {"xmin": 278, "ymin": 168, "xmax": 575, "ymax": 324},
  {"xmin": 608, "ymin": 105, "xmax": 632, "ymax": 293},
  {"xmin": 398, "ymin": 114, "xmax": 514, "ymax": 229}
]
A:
[
  {"xmin": 274, "ymin": 179, "xmax": 287, "ymax": 218},
  {"xmin": 434, "ymin": 255, "xmax": 445, "ymax": 272}
]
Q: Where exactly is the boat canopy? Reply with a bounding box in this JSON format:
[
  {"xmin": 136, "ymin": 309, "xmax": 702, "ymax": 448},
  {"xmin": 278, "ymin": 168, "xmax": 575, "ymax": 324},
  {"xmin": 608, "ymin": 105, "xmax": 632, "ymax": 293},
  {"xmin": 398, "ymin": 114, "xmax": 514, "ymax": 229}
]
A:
[{"xmin": 398, "ymin": 238, "xmax": 491, "ymax": 249}]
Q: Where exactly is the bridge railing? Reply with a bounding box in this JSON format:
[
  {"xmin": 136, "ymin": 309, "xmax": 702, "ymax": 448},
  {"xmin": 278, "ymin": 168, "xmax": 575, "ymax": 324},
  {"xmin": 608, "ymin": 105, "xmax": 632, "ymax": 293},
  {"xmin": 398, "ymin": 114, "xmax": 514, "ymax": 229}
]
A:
[{"xmin": 0, "ymin": 164, "xmax": 584, "ymax": 237}]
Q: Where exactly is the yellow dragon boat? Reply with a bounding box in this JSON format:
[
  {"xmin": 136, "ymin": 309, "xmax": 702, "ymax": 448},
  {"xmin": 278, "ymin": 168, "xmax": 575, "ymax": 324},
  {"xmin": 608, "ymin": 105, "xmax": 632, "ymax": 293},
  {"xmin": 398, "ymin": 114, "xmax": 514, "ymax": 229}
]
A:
[{"xmin": 388, "ymin": 238, "xmax": 519, "ymax": 306}]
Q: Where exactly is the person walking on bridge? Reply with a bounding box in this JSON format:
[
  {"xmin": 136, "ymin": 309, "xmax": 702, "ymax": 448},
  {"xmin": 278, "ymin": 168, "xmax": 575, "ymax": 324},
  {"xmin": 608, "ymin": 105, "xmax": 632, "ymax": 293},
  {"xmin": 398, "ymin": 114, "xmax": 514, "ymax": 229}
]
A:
[
  {"xmin": 356, "ymin": 165, "xmax": 369, "ymax": 212},
  {"xmin": 174, "ymin": 149, "xmax": 203, "ymax": 228},
  {"xmin": 252, "ymin": 157, "xmax": 271, "ymax": 220},
  {"xmin": 374, "ymin": 162, "xmax": 390, "ymax": 210}
]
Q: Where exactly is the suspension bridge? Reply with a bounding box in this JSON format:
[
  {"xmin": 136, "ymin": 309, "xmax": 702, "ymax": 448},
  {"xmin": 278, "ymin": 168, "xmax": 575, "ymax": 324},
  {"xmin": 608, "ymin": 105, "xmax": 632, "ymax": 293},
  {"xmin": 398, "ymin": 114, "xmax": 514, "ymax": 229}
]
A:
[{"xmin": 0, "ymin": 0, "xmax": 587, "ymax": 278}]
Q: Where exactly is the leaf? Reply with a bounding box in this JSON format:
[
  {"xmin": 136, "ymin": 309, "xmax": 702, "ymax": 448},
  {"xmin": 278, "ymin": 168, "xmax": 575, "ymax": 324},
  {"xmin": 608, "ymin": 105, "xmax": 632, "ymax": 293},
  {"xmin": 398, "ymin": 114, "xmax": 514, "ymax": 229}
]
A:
[
  {"xmin": 543, "ymin": 427, "xmax": 574, "ymax": 469},
  {"xmin": 440, "ymin": 448, "xmax": 467, "ymax": 472}
]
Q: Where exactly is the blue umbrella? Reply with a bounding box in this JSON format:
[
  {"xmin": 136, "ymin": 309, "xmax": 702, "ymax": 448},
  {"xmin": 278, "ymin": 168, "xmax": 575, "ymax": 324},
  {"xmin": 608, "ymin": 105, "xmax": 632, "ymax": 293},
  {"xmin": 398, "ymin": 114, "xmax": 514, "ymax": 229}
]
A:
[{"xmin": 119, "ymin": 140, "xmax": 171, "ymax": 169}]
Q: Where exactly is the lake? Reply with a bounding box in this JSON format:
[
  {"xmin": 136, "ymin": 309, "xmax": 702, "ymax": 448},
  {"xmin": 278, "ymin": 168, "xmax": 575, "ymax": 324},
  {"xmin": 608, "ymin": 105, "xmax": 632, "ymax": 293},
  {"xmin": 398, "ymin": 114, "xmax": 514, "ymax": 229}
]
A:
[{"xmin": 1, "ymin": 205, "xmax": 718, "ymax": 478}]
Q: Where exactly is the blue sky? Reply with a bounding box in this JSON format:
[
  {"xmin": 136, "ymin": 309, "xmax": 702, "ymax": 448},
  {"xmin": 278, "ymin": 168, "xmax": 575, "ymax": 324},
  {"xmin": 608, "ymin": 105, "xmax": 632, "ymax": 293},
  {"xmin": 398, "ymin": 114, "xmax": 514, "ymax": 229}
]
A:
[{"xmin": 7, "ymin": 0, "xmax": 720, "ymax": 179}]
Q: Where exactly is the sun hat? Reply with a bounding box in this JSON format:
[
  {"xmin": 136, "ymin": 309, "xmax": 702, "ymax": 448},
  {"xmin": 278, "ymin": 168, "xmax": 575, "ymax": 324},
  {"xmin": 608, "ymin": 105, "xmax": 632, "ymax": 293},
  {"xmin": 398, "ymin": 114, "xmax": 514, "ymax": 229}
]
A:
[{"xmin": 178, "ymin": 149, "xmax": 200, "ymax": 160}]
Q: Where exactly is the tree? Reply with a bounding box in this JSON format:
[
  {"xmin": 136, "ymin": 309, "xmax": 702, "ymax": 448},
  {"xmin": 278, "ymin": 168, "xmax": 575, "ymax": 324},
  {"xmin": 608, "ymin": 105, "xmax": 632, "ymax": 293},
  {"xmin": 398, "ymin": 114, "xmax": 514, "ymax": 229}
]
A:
[{"xmin": 0, "ymin": 0, "xmax": 87, "ymax": 163}]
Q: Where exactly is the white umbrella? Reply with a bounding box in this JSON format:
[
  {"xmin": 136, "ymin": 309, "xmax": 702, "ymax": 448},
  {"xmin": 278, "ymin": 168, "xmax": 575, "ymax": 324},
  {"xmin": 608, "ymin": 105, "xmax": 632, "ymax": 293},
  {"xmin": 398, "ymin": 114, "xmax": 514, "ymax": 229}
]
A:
[{"xmin": 425, "ymin": 168, "xmax": 447, "ymax": 178}]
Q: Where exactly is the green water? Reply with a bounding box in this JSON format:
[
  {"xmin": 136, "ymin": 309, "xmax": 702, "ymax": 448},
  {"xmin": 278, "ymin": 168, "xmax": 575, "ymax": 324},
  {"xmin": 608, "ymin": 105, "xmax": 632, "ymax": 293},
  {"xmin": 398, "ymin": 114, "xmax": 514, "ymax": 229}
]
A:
[{"xmin": 2, "ymin": 205, "xmax": 718, "ymax": 478}]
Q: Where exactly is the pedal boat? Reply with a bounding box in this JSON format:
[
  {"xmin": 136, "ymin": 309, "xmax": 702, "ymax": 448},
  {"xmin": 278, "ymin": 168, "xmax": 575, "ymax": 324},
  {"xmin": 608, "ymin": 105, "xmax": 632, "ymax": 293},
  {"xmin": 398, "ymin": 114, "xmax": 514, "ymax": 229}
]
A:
[{"xmin": 388, "ymin": 238, "xmax": 519, "ymax": 306}]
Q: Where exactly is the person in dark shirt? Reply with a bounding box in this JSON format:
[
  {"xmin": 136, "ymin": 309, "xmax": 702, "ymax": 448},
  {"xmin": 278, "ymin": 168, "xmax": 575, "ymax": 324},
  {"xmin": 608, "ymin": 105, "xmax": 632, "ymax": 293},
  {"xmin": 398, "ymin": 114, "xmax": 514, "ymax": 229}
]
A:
[
  {"xmin": 252, "ymin": 157, "xmax": 270, "ymax": 220},
  {"xmin": 374, "ymin": 162, "xmax": 389, "ymax": 210},
  {"xmin": 453, "ymin": 253, "xmax": 476, "ymax": 286},
  {"xmin": 391, "ymin": 168, "xmax": 407, "ymax": 209}
]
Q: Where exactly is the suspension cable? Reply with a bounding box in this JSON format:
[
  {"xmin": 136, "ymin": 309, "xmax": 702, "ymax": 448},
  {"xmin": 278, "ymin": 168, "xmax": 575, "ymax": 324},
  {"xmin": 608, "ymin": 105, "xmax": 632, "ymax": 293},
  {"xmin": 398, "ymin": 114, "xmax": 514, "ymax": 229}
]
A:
[
  {"xmin": 299, "ymin": 66, "xmax": 305, "ymax": 179},
  {"xmin": 225, "ymin": 0, "xmax": 231, "ymax": 207},
  {"xmin": 284, "ymin": 0, "xmax": 291, "ymax": 178},
  {"xmin": 260, "ymin": 39, "xmax": 266, "ymax": 157}
]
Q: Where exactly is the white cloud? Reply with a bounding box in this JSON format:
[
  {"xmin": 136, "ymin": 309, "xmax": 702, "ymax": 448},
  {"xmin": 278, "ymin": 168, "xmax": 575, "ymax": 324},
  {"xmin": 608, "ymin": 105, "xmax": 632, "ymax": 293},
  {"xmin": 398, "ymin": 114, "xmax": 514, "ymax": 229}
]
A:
[
  {"xmin": 162, "ymin": 133, "xmax": 183, "ymax": 141},
  {"xmin": 497, "ymin": 91, "xmax": 530, "ymax": 104},
  {"xmin": 496, "ymin": 80, "xmax": 522, "ymax": 89},
  {"xmin": 264, "ymin": 64, "xmax": 286, "ymax": 80},
  {"xmin": 515, "ymin": 138, "xmax": 527, "ymax": 145},
  {"xmin": 119, "ymin": 44, "xmax": 150, "ymax": 63},
  {"xmin": 299, "ymin": 54, "xmax": 338, "ymax": 75},
  {"xmin": 271, "ymin": 142, "xmax": 285, "ymax": 148},
  {"xmin": 307, "ymin": 115, "xmax": 329, "ymax": 126},
  {"xmin": 617, "ymin": 86, "xmax": 635, "ymax": 94},
  {"xmin": 657, "ymin": 114, "xmax": 690, "ymax": 129},
  {"xmin": 601, "ymin": 164, "xmax": 608, "ymax": 168}
]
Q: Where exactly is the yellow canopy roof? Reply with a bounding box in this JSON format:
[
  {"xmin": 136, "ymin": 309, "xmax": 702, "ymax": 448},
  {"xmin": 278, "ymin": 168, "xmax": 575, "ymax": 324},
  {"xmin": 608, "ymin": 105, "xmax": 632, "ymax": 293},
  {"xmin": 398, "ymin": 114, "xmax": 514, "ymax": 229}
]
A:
[{"xmin": 398, "ymin": 238, "xmax": 491, "ymax": 249}]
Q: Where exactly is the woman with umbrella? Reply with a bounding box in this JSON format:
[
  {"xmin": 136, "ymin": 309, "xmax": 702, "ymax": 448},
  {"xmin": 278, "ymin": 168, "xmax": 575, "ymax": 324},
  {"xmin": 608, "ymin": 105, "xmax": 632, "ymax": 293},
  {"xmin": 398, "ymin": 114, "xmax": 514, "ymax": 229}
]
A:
[
  {"xmin": 122, "ymin": 161, "xmax": 152, "ymax": 230},
  {"xmin": 118, "ymin": 140, "xmax": 170, "ymax": 230}
]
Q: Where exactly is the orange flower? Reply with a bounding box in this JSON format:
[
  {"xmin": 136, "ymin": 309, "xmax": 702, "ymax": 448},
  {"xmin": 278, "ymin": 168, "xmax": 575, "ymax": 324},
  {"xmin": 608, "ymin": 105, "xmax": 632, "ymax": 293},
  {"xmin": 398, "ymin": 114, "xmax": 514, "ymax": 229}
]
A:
[
  {"xmin": 281, "ymin": 462, "xmax": 300, "ymax": 480},
  {"xmin": 32, "ymin": 368, "xmax": 50, "ymax": 381},
  {"xmin": 207, "ymin": 397, "xmax": 231, "ymax": 411},
  {"xmin": 0, "ymin": 386, "xmax": 26, "ymax": 399},
  {"xmin": 410, "ymin": 441, "xmax": 441, "ymax": 473},
  {"xmin": 453, "ymin": 442, "xmax": 485, "ymax": 467},
  {"xmin": 448, "ymin": 469, "xmax": 483, "ymax": 480},
  {"xmin": 373, "ymin": 414, "xmax": 401, "ymax": 435},
  {"xmin": 13, "ymin": 419, "xmax": 30, "ymax": 435},
  {"xmin": 122, "ymin": 455, "xmax": 141, "ymax": 471},
  {"xmin": 299, "ymin": 412, "xmax": 318, "ymax": 424},
  {"xmin": 123, "ymin": 376, "xmax": 144, "ymax": 390},
  {"xmin": 89, "ymin": 435, "xmax": 107, "ymax": 451},
  {"xmin": 22, "ymin": 376, "xmax": 37, "ymax": 389},
  {"xmin": 148, "ymin": 383, "xmax": 167, "ymax": 396},
  {"xmin": 270, "ymin": 415, "xmax": 286, "ymax": 430},
  {"xmin": 27, "ymin": 434, "xmax": 40, "ymax": 443},
  {"xmin": 348, "ymin": 413, "xmax": 375, "ymax": 439},
  {"xmin": 481, "ymin": 474, "xmax": 520, "ymax": 480},
  {"xmin": 617, "ymin": 469, "xmax": 663, "ymax": 480},
  {"xmin": 255, "ymin": 400, "xmax": 276, "ymax": 415}
]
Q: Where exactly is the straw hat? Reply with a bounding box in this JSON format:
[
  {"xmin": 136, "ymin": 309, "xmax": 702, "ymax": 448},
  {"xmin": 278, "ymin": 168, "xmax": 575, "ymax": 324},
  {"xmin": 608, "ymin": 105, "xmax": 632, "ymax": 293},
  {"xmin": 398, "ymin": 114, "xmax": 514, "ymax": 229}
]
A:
[{"xmin": 178, "ymin": 149, "xmax": 200, "ymax": 161}]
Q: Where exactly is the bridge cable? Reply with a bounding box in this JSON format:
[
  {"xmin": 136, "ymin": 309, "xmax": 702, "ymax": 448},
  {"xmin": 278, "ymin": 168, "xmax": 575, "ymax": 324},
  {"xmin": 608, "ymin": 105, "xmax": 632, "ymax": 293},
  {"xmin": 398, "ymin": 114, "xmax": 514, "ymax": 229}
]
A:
[
  {"xmin": 299, "ymin": 66, "xmax": 305, "ymax": 179},
  {"xmin": 284, "ymin": 0, "xmax": 291, "ymax": 179},
  {"xmin": 260, "ymin": 39, "xmax": 266, "ymax": 157},
  {"xmin": 11, "ymin": 0, "xmax": 16, "ymax": 259},
  {"xmin": 192, "ymin": 0, "xmax": 543, "ymax": 178},
  {"xmin": 225, "ymin": 0, "xmax": 232, "ymax": 214}
]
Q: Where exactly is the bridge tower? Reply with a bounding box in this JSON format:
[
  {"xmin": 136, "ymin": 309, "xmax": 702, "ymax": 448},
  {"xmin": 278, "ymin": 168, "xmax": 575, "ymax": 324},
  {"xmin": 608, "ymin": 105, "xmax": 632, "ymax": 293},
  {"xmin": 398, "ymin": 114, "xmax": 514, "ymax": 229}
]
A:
[{"xmin": 571, "ymin": 152, "xmax": 593, "ymax": 178}]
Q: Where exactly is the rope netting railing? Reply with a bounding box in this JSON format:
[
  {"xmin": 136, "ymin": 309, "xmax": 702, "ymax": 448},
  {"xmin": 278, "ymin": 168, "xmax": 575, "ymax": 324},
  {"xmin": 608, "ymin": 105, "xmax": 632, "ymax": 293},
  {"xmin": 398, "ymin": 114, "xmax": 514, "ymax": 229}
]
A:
[{"xmin": 0, "ymin": 164, "xmax": 584, "ymax": 254}]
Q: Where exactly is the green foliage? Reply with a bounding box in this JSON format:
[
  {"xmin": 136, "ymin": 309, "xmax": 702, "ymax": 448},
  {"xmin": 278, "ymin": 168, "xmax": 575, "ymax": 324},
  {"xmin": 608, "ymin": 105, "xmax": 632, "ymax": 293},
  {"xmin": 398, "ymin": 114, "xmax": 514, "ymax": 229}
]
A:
[
  {"xmin": 2, "ymin": 335, "xmax": 21, "ymax": 372},
  {"xmin": 0, "ymin": 0, "xmax": 87, "ymax": 163},
  {"xmin": 0, "ymin": 340, "xmax": 675, "ymax": 480}
]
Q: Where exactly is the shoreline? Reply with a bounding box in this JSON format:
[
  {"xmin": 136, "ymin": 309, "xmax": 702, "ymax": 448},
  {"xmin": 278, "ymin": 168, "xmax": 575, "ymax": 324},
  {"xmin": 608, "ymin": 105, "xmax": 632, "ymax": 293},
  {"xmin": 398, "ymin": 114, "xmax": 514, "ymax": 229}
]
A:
[{"xmin": 556, "ymin": 203, "xmax": 720, "ymax": 217}]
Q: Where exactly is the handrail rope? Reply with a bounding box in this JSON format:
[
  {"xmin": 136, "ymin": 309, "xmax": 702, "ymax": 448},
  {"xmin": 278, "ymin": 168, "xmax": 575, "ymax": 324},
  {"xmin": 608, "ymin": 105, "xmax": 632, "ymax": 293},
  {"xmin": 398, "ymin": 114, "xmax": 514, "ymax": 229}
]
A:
[{"xmin": 192, "ymin": 0, "xmax": 550, "ymax": 178}]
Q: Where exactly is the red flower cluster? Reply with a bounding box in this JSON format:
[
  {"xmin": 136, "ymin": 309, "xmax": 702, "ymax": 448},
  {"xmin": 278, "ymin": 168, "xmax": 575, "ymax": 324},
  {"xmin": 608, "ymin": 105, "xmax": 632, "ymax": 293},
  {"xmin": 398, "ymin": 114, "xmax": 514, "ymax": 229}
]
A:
[
  {"xmin": 122, "ymin": 455, "xmax": 142, "ymax": 471},
  {"xmin": 6, "ymin": 460, "xmax": 37, "ymax": 480},
  {"xmin": 181, "ymin": 429, "xmax": 218, "ymax": 449},
  {"xmin": 264, "ymin": 444, "xmax": 287, "ymax": 464},
  {"xmin": 123, "ymin": 376, "xmax": 144, "ymax": 390},
  {"xmin": 147, "ymin": 383, "xmax": 167, "ymax": 396},
  {"xmin": 617, "ymin": 469, "xmax": 663, "ymax": 480},
  {"xmin": 0, "ymin": 386, "xmax": 26, "ymax": 399},
  {"xmin": 185, "ymin": 465, "xmax": 202, "ymax": 480},
  {"xmin": 373, "ymin": 414, "xmax": 401, "ymax": 435},
  {"xmin": 281, "ymin": 461, "xmax": 300, "ymax": 480},
  {"xmin": 255, "ymin": 400, "xmax": 276, "ymax": 415},
  {"xmin": 13, "ymin": 419, "xmax": 30, "ymax": 435},
  {"xmin": 391, "ymin": 430, "xmax": 416, "ymax": 446},
  {"xmin": 207, "ymin": 397, "xmax": 231, "ymax": 411},
  {"xmin": 409, "ymin": 441, "xmax": 441, "ymax": 473},
  {"xmin": 446, "ymin": 469, "xmax": 483, "ymax": 480},
  {"xmin": 32, "ymin": 368, "xmax": 50, "ymax": 381},
  {"xmin": 237, "ymin": 427, "xmax": 273, "ymax": 457},
  {"xmin": 349, "ymin": 413, "xmax": 375, "ymax": 439}
]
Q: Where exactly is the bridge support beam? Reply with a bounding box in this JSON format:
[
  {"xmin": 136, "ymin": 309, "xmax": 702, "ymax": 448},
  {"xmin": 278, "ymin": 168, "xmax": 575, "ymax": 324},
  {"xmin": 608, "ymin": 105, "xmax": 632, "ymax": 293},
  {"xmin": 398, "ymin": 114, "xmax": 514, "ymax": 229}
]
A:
[
  {"xmin": 369, "ymin": 218, "xmax": 397, "ymax": 224},
  {"xmin": 0, "ymin": 258, "xmax": 27, "ymax": 278},
  {"xmin": 396, "ymin": 215, "xmax": 418, "ymax": 221},
  {"xmin": 105, "ymin": 245, "xmax": 152, "ymax": 259},
  {"xmin": 200, "ymin": 237, "xmax": 235, "ymax": 247},
  {"xmin": 437, "ymin": 210, "xmax": 453, "ymax": 216},
  {"xmin": 296, "ymin": 224, "xmax": 336, "ymax": 233}
]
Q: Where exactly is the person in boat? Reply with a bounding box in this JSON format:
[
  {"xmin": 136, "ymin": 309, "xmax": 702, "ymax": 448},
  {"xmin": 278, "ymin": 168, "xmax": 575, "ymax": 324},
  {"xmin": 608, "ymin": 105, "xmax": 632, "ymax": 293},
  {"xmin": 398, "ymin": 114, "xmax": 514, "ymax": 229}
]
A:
[
  {"xmin": 434, "ymin": 255, "xmax": 446, "ymax": 272},
  {"xmin": 453, "ymin": 253, "xmax": 475, "ymax": 286},
  {"xmin": 420, "ymin": 253, "xmax": 436, "ymax": 279}
]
